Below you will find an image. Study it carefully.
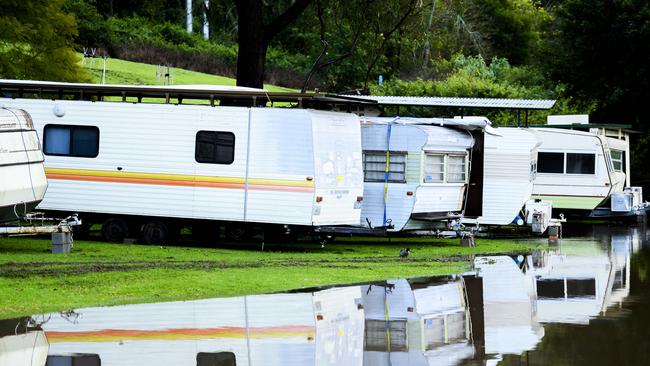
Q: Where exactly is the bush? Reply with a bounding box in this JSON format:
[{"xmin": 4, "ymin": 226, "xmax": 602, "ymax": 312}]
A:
[{"xmin": 370, "ymin": 54, "xmax": 587, "ymax": 125}]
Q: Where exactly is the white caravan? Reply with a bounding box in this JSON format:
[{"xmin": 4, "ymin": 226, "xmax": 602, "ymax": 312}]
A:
[
  {"xmin": 474, "ymin": 256, "xmax": 544, "ymax": 356},
  {"xmin": 359, "ymin": 117, "xmax": 486, "ymax": 232},
  {"xmin": 361, "ymin": 278, "xmax": 472, "ymax": 366},
  {"xmin": 531, "ymin": 128, "xmax": 625, "ymax": 213},
  {"xmin": 0, "ymin": 97, "xmax": 363, "ymax": 243},
  {"xmin": 0, "ymin": 330, "xmax": 48, "ymax": 366},
  {"xmin": 462, "ymin": 127, "xmax": 546, "ymax": 228},
  {"xmin": 0, "ymin": 108, "xmax": 47, "ymax": 223},
  {"xmin": 531, "ymin": 235, "xmax": 630, "ymax": 325},
  {"xmin": 36, "ymin": 287, "xmax": 364, "ymax": 366}
]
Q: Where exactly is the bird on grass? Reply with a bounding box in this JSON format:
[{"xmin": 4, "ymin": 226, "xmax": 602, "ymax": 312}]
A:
[{"xmin": 399, "ymin": 247, "xmax": 411, "ymax": 259}]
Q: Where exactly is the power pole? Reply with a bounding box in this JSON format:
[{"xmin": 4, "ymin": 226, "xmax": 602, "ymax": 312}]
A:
[
  {"xmin": 186, "ymin": 0, "xmax": 193, "ymax": 33},
  {"xmin": 203, "ymin": 0, "xmax": 209, "ymax": 40}
]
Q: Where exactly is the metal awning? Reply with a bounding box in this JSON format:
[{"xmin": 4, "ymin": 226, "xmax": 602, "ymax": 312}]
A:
[
  {"xmin": 337, "ymin": 95, "xmax": 556, "ymax": 110},
  {"xmin": 0, "ymin": 79, "xmax": 316, "ymax": 105}
]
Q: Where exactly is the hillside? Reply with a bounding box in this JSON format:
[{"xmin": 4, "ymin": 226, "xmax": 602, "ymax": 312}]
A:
[{"xmin": 79, "ymin": 54, "xmax": 295, "ymax": 92}]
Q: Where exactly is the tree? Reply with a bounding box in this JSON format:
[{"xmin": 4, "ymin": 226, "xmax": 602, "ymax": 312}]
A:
[
  {"xmin": 545, "ymin": 0, "xmax": 650, "ymax": 127},
  {"xmin": 0, "ymin": 0, "xmax": 90, "ymax": 82},
  {"xmin": 233, "ymin": 0, "xmax": 312, "ymax": 88}
]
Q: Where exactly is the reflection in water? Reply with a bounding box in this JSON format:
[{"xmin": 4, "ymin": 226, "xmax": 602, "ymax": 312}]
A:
[{"xmin": 1, "ymin": 224, "xmax": 648, "ymax": 366}]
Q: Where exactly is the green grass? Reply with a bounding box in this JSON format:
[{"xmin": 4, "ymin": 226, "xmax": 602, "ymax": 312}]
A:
[
  {"xmin": 0, "ymin": 235, "xmax": 546, "ymax": 319},
  {"xmin": 79, "ymin": 54, "xmax": 295, "ymax": 92}
]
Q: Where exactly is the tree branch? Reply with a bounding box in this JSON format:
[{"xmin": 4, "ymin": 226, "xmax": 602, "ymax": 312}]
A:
[
  {"xmin": 364, "ymin": 0, "xmax": 420, "ymax": 90},
  {"xmin": 264, "ymin": 0, "xmax": 313, "ymax": 43}
]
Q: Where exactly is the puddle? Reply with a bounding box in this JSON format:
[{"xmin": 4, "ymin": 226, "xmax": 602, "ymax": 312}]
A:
[{"xmin": 1, "ymin": 224, "xmax": 649, "ymax": 365}]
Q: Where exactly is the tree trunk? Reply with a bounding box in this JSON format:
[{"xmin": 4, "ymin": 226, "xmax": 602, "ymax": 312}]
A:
[{"xmin": 235, "ymin": 0, "xmax": 268, "ymax": 88}]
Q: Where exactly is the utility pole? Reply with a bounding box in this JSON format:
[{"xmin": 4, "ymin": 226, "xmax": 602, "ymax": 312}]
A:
[
  {"xmin": 186, "ymin": 0, "xmax": 193, "ymax": 33},
  {"xmin": 203, "ymin": 0, "xmax": 209, "ymax": 40}
]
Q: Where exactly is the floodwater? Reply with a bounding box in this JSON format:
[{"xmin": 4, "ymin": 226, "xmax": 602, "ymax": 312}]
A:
[{"xmin": 1, "ymin": 224, "xmax": 649, "ymax": 366}]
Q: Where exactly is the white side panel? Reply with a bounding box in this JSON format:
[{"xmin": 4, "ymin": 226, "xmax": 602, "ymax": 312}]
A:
[
  {"xmin": 0, "ymin": 98, "xmax": 252, "ymax": 221},
  {"xmin": 531, "ymin": 128, "xmax": 614, "ymax": 209},
  {"xmin": 361, "ymin": 183, "xmax": 417, "ymax": 231},
  {"xmin": 412, "ymin": 185, "xmax": 465, "ymax": 214},
  {"xmin": 0, "ymin": 331, "xmax": 48, "ymax": 366},
  {"xmin": 246, "ymin": 293, "xmax": 316, "ymax": 366},
  {"xmin": 361, "ymin": 279, "xmax": 418, "ymax": 321},
  {"xmin": 43, "ymin": 297, "xmax": 250, "ymax": 366},
  {"xmin": 475, "ymin": 256, "xmax": 542, "ymax": 355},
  {"xmin": 463, "ymin": 128, "xmax": 539, "ymax": 225},
  {"xmin": 311, "ymin": 111, "xmax": 363, "ymax": 225},
  {"xmin": 313, "ymin": 287, "xmax": 365, "ymax": 366},
  {"xmin": 0, "ymin": 129, "xmax": 47, "ymax": 207},
  {"xmin": 246, "ymin": 108, "xmax": 314, "ymax": 225},
  {"xmin": 412, "ymin": 282, "xmax": 464, "ymax": 315}
]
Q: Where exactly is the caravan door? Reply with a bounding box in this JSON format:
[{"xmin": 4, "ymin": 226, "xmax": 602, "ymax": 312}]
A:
[{"xmin": 310, "ymin": 111, "xmax": 363, "ymax": 226}]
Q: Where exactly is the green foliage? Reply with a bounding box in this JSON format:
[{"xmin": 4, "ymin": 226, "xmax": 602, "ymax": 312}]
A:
[
  {"xmin": 371, "ymin": 55, "xmax": 586, "ymax": 124},
  {"xmin": 0, "ymin": 0, "xmax": 91, "ymax": 82},
  {"xmin": 545, "ymin": 0, "xmax": 650, "ymax": 127}
]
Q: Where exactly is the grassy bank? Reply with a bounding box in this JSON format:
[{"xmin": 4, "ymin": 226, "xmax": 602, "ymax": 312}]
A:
[
  {"xmin": 79, "ymin": 54, "xmax": 295, "ymax": 92},
  {"xmin": 0, "ymin": 235, "xmax": 546, "ymax": 319}
]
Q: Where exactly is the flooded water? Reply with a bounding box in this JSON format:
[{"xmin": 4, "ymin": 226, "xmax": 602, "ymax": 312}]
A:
[{"xmin": 2, "ymin": 224, "xmax": 649, "ymax": 366}]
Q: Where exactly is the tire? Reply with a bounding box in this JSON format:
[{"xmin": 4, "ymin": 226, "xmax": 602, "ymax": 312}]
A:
[
  {"xmin": 101, "ymin": 217, "xmax": 129, "ymax": 243},
  {"xmin": 142, "ymin": 220, "xmax": 171, "ymax": 245},
  {"xmin": 225, "ymin": 223, "xmax": 249, "ymax": 242}
]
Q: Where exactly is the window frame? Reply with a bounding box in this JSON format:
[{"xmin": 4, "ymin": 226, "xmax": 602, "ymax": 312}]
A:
[
  {"xmin": 195, "ymin": 130, "xmax": 236, "ymax": 165},
  {"xmin": 43, "ymin": 124, "xmax": 100, "ymax": 158},
  {"xmin": 537, "ymin": 151, "xmax": 597, "ymax": 175},
  {"xmin": 610, "ymin": 149, "xmax": 624, "ymax": 172},
  {"xmin": 423, "ymin": 152, "xmax": 468, "ymax": 184},
  {"xmin": 362, "ymin": 150, "xmax": 407, "ymax": 183}
]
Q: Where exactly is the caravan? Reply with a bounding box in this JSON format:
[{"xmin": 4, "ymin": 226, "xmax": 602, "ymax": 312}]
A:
[
  {"xmin": 461, "ymin": 127, "xmax": 550, "ymax": 230},
  {"xmin": 0, "ymin": 96, "xmax": 363, "ymax": 243},
  {"xmin": 359, "ymin": 117, "xmax": 486, "ymax": 232},
  {"xmin": 0, "ymin": 108, "xmax": 47, "ymax": 223},
  {"xmin": 531, "ymin": 128, "xmax": 626, "ymax": 214}
]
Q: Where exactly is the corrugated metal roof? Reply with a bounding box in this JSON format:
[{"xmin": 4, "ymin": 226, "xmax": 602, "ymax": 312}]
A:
[{"xmin": 339, "ymin": 95, "xmax": 556, "ymax": 110}]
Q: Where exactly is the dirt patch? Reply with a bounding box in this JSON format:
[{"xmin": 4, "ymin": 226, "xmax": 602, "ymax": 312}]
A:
[{"xmin": 0, "ymin": 254, "xmax": 480, "ymax": 277}]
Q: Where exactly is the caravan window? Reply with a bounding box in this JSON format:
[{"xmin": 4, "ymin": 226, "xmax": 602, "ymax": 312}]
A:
[
  {"xmin": 43, "ymin": 125, "xmax": 99, "ymax": 158},
  {"xmin": 195, "ymin": 131, "xmax": 235, "ymax": 164},
  {"xmin": 363, "ymin": 151, "xmax": 407, "ymax": 183},
  {"xmin": 566, "ymin": 153, "xmax": 595, "ymax": 174},
  {"xmin": 538, "ymin": 152, "xmax": 564, "ymax": 173},
  {"xmin": 610, "ymin": 149, "xmax": 625, "ymax": 172},
  {"xmin": 424, "ymin": 154, "xmax": 444, "ymax": 182},
  {"xmin": 447, "ymin": 155, "xmax": 467, "ymax": 183},
  {"xmin": 423, "ymin": 153, "xmax": 467, "ymax": 183},
  {"xmin": 365, "ymin": 319, "xmax": 408, "ymax": 352}
]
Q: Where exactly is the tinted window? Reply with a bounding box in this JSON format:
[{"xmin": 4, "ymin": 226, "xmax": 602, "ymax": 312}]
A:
[
  {"xmin": 44, "ymin": 125, "xmax": 99, "ymax": 158},
  {"xmin": 196, "ymin": 352, "xmax": 236, "ymax": 366},
  {"xmin": 46, "ymin": 354, "xmax": 101, "ymax": 366},
  {"xmin": 363, "ymin": 151, "xmax": 407, "ymax": 183},
  {"xmin": 195, "ymin": 131, "xmax": 235, "ymax": 164},
  {"xmin": 566, "ymin": 153, "xmax": 595, "ymax": 174},
  {"xmin": 538, "ymin": 152, "xmax": 564, "ymax": 173},
  {"xmin": 567, "ymin": 278, "xmax": 596, "ymax": 298},
  {"xmin": 537, "ymin": 279, "xmax": 565, "ymax": 299}
]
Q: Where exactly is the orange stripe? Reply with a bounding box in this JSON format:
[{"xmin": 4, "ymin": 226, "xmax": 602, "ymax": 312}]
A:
[
  {"xmin": 46, "ymin": 325, "xmax": 315, "ymax": 343},
  {"xmin": 47, "ymin": 173, "xmax": 314, "ymax": 193}
]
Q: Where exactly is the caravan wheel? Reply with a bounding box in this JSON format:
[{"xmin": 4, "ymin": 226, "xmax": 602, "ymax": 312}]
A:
[
  {"xmin": 142, "ymin": 220, "xmax": 172, "ymax": 245},
  {"xmin": 225, "ymin": 223, "xmax": 249, "ymax": 242},
  {"xmin": 101, "ymin": 217, "xmax": 129, "ymax": 243}
]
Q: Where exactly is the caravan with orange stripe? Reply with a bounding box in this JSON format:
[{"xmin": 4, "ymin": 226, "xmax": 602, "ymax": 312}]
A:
[{"xmin": 0, "ymin": 93, "xmax": 363, "ymax": 243}]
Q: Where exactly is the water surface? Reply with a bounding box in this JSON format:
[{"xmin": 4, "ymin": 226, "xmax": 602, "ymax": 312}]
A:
[{"xmin": 2, "ymin": 224, "xmax": 648, "ymax": 365}]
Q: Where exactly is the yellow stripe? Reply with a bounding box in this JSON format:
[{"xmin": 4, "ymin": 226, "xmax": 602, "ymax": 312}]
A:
[{"xmin": 45, "ymin": 168, "xmax": 314, "ymax": 187}]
